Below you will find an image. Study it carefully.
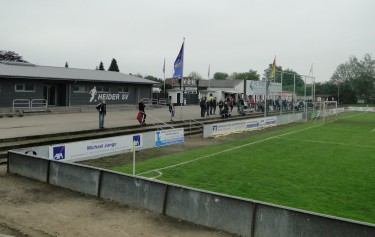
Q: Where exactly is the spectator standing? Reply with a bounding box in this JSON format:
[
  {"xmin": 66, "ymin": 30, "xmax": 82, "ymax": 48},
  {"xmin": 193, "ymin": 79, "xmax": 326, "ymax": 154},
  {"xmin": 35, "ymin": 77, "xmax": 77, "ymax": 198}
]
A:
[
  {"xmin": 213, "ymin": 97, "xmax": 217, "ymax": 115},
  {"xmin": 138, "ymin": 99, "xmax": 146, "ymax": 125},
  {"xmin": 199, "ymin": 97, "xmax": 206, "ymax": 117},
  {"xmin": 209, "ymin": 98, "xmax": 214, "ymax": 115},
  {"xmin": 222, "ymin": 101, "xmax": 230, "ymax": 119},
  {"xmin": 96, "ymin": 100, "xmax": 107, "ymax": 129},
  {"xmin": 218, "ymin": 99, "xmax": 224, "ymax": 114},
  {"xmin": 250, "ymin": 97, "xmax": 255, "ymax": 109},
  {"xmin": 236, "ymin": 99, "xmax": 241, "ymax": 113},
  {"xmin": 229, "ymin": 97, "xmax": 234, "ymax": 112},
  {"xmin": 206, "ymin": 98, "xmax": 210, "ymax": 116},
  {"xmin": 169, "ymin": 103, "xmax": 175, "ymax": 121},
  {"xmin": 240, "ymin": 98, "xmax": 245, "ymax": 111}
]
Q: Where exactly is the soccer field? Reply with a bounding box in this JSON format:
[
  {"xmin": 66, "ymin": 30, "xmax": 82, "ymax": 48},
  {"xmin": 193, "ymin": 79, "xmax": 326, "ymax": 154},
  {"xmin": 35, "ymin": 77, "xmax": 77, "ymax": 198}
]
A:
[{"xmin": 112, "ymin": 112, "xmax": 375, "ymax": 224}]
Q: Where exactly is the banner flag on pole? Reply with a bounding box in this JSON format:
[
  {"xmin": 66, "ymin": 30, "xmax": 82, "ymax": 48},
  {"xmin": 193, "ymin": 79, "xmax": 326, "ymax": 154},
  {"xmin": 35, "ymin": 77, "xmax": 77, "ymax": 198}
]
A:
[
  {"xmin": 271, "ymin": 55, "xmax": 276, "ymax": 81},
  {"xmin": 173, "ymin": 42, "xmax": 184, "ymax": 79},
  {"xmin": 309, "ymin": 63, "xmax": 313, "ymax": 77}
]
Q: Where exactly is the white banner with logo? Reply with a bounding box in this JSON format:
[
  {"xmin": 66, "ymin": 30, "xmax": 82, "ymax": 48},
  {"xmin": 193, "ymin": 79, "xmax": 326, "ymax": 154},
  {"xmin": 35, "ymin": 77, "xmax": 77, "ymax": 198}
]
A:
[
  {"xmin": 49, "ymin": 134, "xmax": 142, "ymax": 161},
  {"xmin": 155, "ymin": 128, "xmax": 184, "ymax": 147},
  {"xmin": 348, "ymin": 107, "xmax": 375, "ymax": 112},
  {"xmin": 246, "ymin": 80, "xmax": 282, "ymax": 96},
  {"xmin": 204, "ymin": 117, "xmax": 277, "ymax": 138}
]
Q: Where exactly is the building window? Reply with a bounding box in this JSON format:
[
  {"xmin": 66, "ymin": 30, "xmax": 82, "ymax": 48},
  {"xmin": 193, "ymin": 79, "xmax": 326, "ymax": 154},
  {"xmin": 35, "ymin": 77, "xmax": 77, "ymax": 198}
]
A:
[
  {"xmin": 96, "ymin": 85, "xmax": 110, "ymax": 93},
  {"xmin": 117, "ymin": 87, "xmax": 129, "ymax": 93},
  {"xmin": 15, "ymin": 83, "xmax": 35, "ymax": 92},
  {"xmin": 72, "ymin": 85, "xmax": 87, "ymax": 93}
]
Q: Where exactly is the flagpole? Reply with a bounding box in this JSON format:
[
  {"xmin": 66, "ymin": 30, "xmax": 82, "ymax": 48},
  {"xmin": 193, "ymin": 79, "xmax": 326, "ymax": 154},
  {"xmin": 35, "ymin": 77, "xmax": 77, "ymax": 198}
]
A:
[
  {"xmin": 163, "ymin": 58, "xmax": 166, "ymax": 99},
  {"xmin": 280, "ymin": 71, "xmax": 283, "ymax": 116},
  {"xmin": 180, "ymin": 37, "xmax": 185, "ymax": 119},
  {"xmin": 208, "ymin": 64, "xmax": 210, "ymax": 89},
  {"xmin": 304, "ymin": 75, "xmax": 307, "ymax": 122},
  {"xmin": 293, "ymin": 74, "xmax": 296, "ymax": 121}
]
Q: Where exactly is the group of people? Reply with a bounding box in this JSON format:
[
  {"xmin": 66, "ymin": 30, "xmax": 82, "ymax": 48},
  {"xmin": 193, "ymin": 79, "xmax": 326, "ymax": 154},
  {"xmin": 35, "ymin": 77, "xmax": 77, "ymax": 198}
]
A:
[
  {"xmin": 200, "ymin": 96, "xmax": 243, "ymax": 119},
  {"xmin": 199, "ymin": 97, "xmax": 218, "ymax": 117},
  {"xmin": 96, "ymin": 99, "xmax": 148, "ymax": 129}
]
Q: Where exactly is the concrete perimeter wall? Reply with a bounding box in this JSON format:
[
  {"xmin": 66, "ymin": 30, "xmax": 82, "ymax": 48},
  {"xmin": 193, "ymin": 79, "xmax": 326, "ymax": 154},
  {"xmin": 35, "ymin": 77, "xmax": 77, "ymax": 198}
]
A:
[{"xmin": 7, "ymin": 151, "xmax": 375, "ymax": 237}]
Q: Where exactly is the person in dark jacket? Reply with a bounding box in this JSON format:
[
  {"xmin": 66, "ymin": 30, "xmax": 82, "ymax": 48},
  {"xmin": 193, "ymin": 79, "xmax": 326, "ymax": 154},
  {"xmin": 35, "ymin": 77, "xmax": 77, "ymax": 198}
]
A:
[
  {"xmin": 96, "ymin": 100, "xmax": 107, "ymax": 129},
  {"xmin": 206, "ymin": 98, "xmax": 210, "ymax": 116},
  {"xmin": 218, "ymin": 99, "xmax": 224, "ymax": 115},
  {"xmin": 222, "ymin": 101, "xmax": 230, "ymax": 119},
  {"xmin": 169, "ymin": 104, "xmax": 175, "ymax": 121},
  {"xmin": 209, "ymin": 98, "xmax": 214, "ymax": 115},
  {"xmin": 213, "ymin": 97, "xmax": 217, "ymax": 115},
  {"xmin": 199, "ymin": 97, "xmax": 206, "ymax": 117},
  {"xmin": 138, "ymin": 99, "xmax": 146, "ymax": 125}
]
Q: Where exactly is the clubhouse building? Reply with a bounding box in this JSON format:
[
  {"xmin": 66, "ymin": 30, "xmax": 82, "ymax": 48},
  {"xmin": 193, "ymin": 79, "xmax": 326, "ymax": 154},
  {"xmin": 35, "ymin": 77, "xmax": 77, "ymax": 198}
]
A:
[{"xmin": 0, "ymin": 61, "xmax": 155, "ymax": 108}]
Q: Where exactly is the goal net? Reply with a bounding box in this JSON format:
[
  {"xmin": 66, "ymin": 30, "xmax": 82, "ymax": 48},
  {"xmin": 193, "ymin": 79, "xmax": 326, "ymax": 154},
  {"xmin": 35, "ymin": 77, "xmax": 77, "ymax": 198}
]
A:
[{"xmin": 321, "ymin": 101, "xmax": 338, "ymax": 122}]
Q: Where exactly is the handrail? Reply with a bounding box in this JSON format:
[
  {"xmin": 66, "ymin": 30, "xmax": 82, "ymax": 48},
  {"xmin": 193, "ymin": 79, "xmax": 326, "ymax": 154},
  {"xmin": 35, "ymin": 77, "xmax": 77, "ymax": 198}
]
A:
[
  {"xmin": 31, "ymin": 99, "xmax": 48, "ymax": 109},
  {"xmin": 179, "ymin": 115, "xmax": 205, "ymax": 137},
  {"xmin": 13, "ymin": 99, "xmax": 30, "ymax": 111},
  {"xmin": 159, "ymin": 99, "xmax": 167, "ymax": 106},
  {"xmin": 146, "ymin": 113, "xmax": 175, "ymax": 130}
]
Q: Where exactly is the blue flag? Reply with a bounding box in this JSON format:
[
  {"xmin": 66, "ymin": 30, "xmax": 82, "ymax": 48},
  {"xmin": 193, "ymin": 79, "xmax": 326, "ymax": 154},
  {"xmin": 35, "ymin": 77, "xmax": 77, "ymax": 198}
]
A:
[{"xmin": 173, "ymin": 42, "xmax": 184, "ymax": 79}]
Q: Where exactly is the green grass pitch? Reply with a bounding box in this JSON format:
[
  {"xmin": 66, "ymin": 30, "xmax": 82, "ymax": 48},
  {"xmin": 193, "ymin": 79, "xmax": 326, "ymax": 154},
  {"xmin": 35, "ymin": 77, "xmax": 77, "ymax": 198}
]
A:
[{"xmin": 112, "ymin": 112, "xmax": 375, "ymax": 224}]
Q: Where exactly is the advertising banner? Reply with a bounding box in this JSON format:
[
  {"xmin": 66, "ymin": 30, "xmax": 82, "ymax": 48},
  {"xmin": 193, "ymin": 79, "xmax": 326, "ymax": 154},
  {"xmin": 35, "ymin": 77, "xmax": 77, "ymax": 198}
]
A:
[
  {"xmin": 155, "ymin": 128, "xmax": 184, "ymax": 147},
  {"xmin": 348, "ymin": 107, "xmax": 375, "ymax": 112},
  {"xmin": 246, "ymin": 80, "xmax": 282, "ymax": 96},
  {"xmin": 211, "ymin": 121, "xmax": 246, "ymax": 137},
  {"xmin": 49, "ymin": 134, "xmax": 142, "ymax": 161},
  {"xmin": 206, "ymin": 117, "xmax": 277, "ymax": 137},
  {"xmin": 245, "ymin": 117, "xmax": 276, "ymax": 131}
]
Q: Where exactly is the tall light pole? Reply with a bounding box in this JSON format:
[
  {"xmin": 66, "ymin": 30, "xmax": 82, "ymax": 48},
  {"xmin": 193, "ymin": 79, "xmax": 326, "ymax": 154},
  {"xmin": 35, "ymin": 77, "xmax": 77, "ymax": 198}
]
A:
[{"xmin": 337, "ymin": 81, "xmax": 340, "ymax": 105}]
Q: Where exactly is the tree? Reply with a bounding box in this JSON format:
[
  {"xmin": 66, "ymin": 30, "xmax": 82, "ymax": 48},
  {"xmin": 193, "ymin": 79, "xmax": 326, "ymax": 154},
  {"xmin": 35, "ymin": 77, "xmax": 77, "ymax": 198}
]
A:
[
  {"xmin": 331, "ymin": 54, "xmax": 375, "ymax": 103},
  {"xmin": 262, "ymin": 64, "xmax": 306, "ymax": 95},
  {"xmin": 187, "ymin": 71, "xmax": 203, "ymax": 80},
  {"xmin": 232, "ymin": 70, "xmax": 260, "ymax": 80},
  {"xmin": 213, "ymin": 72, "xmax": 228, "ymax": 80},
  {"xmin": 263, "ymin": 63, "xmax": 283, "ymax": 82},
  {"xmin": 98, "ymin": 61, "xmax": 105, "ymax": 70},
  {"xmin": 160, "ymin": 83, "xmax": 172, "ymax": 91},
  {"xmin": 65, "ymin": 62, "xmax": 69, "ymax": 68},
  {"xmin": 0, "ymin": 50, "xmax": 28, "ymax": 62},
  {"xmin": 108, "ymin": 58, "xmax": 120, "ymax": 72},
  {"xmin": 145, "ymin": 75, "xmax": 162, "ymax": 83},
  {"xmin": 133, "ymin": 73, "xmax": 143, "ymax": 78}
]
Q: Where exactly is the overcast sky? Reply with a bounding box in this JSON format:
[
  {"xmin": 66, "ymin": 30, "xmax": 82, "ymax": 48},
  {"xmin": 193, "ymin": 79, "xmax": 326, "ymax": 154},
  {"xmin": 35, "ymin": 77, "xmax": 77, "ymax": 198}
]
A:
[{"xmin": 1, "ymin": 0, "xmax": 374, "ymax": 83}]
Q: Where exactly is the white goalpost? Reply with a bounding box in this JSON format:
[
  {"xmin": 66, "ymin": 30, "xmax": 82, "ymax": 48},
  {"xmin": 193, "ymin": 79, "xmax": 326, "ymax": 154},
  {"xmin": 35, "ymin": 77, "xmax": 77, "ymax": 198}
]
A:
[{"xmin": 322, "ymin": 101, "xmax": 338, "ymax": 123}]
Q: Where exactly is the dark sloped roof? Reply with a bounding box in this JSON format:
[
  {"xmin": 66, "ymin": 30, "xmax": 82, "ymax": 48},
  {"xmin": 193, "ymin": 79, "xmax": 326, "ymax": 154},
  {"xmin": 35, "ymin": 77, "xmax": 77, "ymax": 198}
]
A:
[
  {"xmin": 199, "ymin": 79, "xmax": 242, "ymax": 88},
  {"xmin": 0, "ymin": 61, "xmax": 155, "ymax": 84}
]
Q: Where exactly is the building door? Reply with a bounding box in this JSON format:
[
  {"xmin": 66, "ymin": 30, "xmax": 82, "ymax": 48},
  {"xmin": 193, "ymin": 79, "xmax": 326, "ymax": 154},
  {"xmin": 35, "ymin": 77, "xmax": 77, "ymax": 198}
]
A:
[
  {"xmin": 56, "ymin": 84, "xmax": 67, "ymax": 106},
  {"xmin": 177, "ymin": 93, "xmax": 181, "ymax": 106},
  {"xmin": 44, "ymin": 85, "xmax": 56, "ymax": 106}
]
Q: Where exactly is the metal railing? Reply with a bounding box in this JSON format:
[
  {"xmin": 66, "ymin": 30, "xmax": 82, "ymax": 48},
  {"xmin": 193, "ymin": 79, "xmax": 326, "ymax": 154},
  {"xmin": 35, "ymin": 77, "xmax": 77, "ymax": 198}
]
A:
[
  {"xmin": 12, "ymin": 99, "xmax": 30, "ymax": 111},
  {"xmin": 180, "ymin": 116, "xmax": 205, "ymax": 137},
  {"xmin": 145, "ymin": 113, "xmax": 175, "ymax": 132},
  {"xmin": 158, "ymin": 99, "xmax": 167, "ymax": 106},
  {"xmin": 12, "ymin": 99, "xmax": 48, "ymax": 111},
  {"xmin": 31, "ymin": 99, "xmax": 48, "ymax": 109}
]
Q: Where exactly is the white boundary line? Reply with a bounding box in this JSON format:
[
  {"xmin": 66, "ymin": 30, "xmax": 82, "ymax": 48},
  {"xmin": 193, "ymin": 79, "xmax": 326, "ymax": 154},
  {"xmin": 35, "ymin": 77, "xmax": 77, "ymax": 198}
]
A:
[
  {"xmin": 138, "ymin": 112, "xmax": 366, "ymax": 179},
  {"xmin": 277, "ymin": 137, "xmax": 375, "ymax": 149}
]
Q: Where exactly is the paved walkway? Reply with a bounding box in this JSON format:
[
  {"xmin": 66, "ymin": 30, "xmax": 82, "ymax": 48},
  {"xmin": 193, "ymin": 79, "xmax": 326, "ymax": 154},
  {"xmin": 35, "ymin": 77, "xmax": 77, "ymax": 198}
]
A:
[{"xmin": 0, "ymin": 105, "xmax": 221, "ymax": 139}]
